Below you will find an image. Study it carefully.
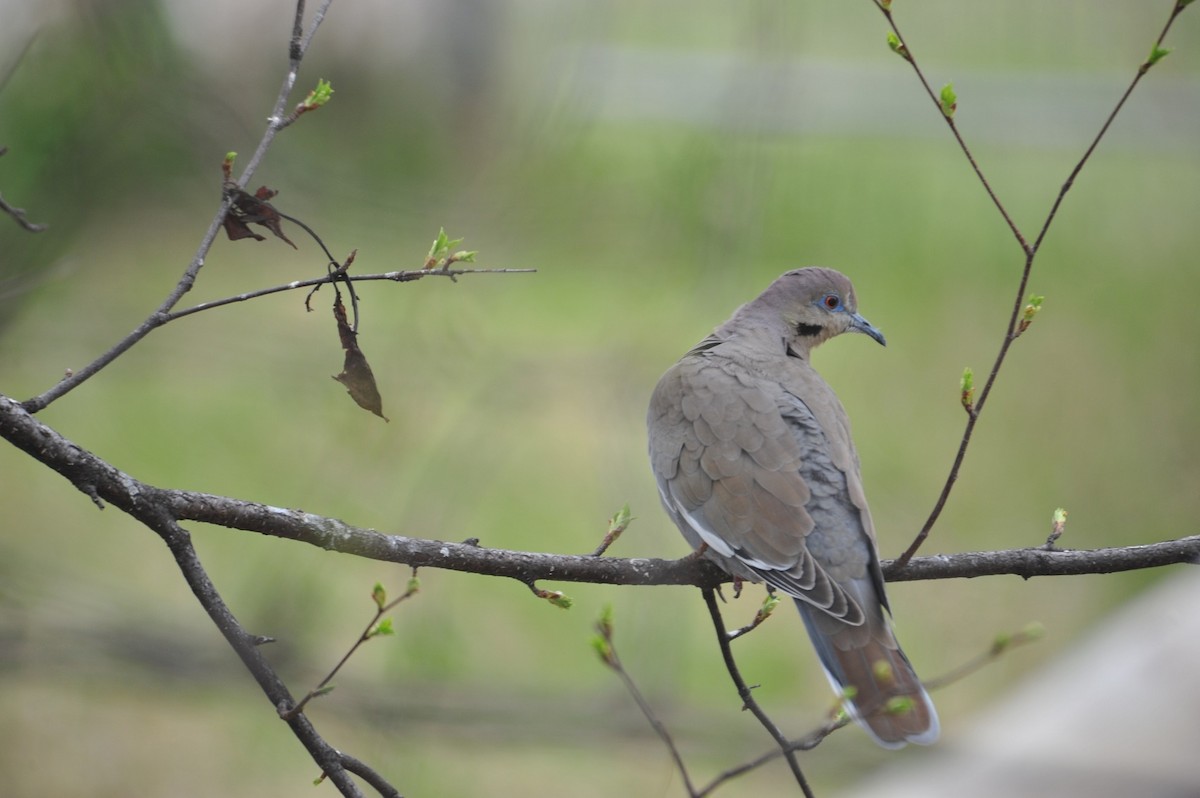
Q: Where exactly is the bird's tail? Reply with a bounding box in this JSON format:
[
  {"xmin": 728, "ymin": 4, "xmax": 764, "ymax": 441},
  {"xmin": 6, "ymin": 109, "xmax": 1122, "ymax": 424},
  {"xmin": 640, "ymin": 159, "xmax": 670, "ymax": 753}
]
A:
[{"xmin": 796, "ymin": 598, "xmax": 939, "ymax": 749}]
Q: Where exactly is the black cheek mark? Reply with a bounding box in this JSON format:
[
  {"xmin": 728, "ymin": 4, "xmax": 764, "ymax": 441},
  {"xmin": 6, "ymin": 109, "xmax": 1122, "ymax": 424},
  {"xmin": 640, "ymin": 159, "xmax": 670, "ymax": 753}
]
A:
[{"xmin": 795, "ymin": 322, "xmax": 822, "ymax": 337}]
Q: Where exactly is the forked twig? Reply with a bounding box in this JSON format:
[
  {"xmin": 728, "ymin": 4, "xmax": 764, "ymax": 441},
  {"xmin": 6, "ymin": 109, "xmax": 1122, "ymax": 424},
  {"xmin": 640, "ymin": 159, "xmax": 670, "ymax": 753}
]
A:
[
  {"xmin": 282, "ymin": 576, "xmax": 419, "ymax": 720},
  {"xmin": 702, "ymin": 589, "xmax": 815, "ymax": 798},
  {"xmin": 164, "ymin": 268, "xmax": 535, "ymax": 322},
  {"xmin": 19, "ymin": 0, "xmax": 335, "ymax": 414},
  {"xmin": 888, "ymin": 0, "xmax": 1194, "ymax": 565},
  {"xmin": 149, "ymin": 509, "xmax": 370, "ymax": 798},
  {"xmin": 872, "ymin": 1, "xmax": 1028, "ymax": 253},
  {"xmin": 696, "ymin": 621, "xmax": 1043, "ymax": 795}
]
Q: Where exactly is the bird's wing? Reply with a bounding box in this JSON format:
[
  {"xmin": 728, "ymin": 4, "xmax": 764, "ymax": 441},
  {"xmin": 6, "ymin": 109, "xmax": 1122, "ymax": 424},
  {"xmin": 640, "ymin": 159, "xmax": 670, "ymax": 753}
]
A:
[{"xmin": 648, "ymin": 355, "xmax": 868, "ymax": 626}]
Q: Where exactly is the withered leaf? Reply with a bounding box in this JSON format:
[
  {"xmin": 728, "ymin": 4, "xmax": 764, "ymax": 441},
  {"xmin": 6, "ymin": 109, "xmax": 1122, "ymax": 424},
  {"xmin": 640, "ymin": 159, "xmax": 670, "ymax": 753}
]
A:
[
  {"xmin": 222, "ymin": 213, "xmax": 265, "ymax": 243},
  {"xmin": 223, "ymin": 184, "xmax": 298, "ymax": 249},
  {"xmin": 331, "ymin": 295, "xmax": 388, "ymax": 421}
]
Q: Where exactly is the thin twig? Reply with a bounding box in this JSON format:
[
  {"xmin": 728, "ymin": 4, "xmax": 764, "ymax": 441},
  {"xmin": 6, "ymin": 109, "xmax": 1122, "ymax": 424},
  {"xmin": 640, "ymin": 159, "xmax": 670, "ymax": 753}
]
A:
[
  {"xmin": 699, "ymin": 620, "xmax": 1043, "ymax": 793},
  {"xmin": 19, "ymin": 0, "xmax": 335, "ymax": 414},
  {"xmin": 589, "ymin": 504, "xmax": 633, "ymax": 557},
  {"xmin": 873, "ymin": 2, "xmax": 1028, "ymax": 253},
  {"xmin": 289, "ymin": 0, "xmax": 307, "ymax": 61},
  {"xmin": 1028, "ymin": 5, "xmax": 1184, "ymax": 257},
  {"xmin": 921, "ymin": 624, "xmax": 1043, "ymax": 692},
  {"xmin": 891, "ymin": 0, "xmax": 1190, "ymax": 565},
  {"xmin": 164, "ymin": 268, "xmax": 535, "ymax": 322},
  {"xmin": 0, "ymin": 189, "xmax": 46, "ymax": 232},
  {"xmin": 0, "ymin": 147, "xmax": 47, "ymax": 232},
  {"xmin": 236, "ymin": 0, "xmax": 334, "ymax": 179},
  {"xmin": 284, "ymin": 577, "xmax": 419, "ymax": 719},
  {"xmin": 702, "ymin": 589, "xmax": 814, "ymax": 798},
  {"xmin": 0, "ymin": 32, "xmax": 39, "ymax": 96},
  {"xmin": 596, "ymin": 615, "xmax": 697, "ymax": 796},
  {"xmin": 726, "ymin": 594, "xmax": 780, "ymax": 641},
  {"xmin": 698, "ymin": 718, "xmax": 843, "ymax": 797},
  {"xmin": 269, "ymin": 207, "xmax": 361, "ymax": 328},
  {"xmin": 146, "ymin": 507, "xmax": 371, "ymax": 798}
]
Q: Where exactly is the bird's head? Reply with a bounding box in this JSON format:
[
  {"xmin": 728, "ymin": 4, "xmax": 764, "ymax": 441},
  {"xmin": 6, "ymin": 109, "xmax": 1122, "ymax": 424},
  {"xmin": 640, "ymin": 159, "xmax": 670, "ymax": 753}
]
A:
[{"xmin": 747, "ymin": 267, "xmax": 886, "ymax": 357}]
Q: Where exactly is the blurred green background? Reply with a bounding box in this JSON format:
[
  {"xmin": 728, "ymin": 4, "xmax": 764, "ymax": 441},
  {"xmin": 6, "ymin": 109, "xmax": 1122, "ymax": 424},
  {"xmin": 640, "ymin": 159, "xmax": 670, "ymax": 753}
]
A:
[{"xmin": 1, "ymin": 1, "xmax": 1197, "ymax": 796}]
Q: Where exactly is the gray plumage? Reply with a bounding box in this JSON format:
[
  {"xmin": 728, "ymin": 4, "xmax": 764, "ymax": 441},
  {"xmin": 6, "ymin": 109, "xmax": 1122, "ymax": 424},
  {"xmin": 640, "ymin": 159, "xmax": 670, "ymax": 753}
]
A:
[{"xmin": 647, "ymin": 267, "xmax": 938, "ymax": 748}]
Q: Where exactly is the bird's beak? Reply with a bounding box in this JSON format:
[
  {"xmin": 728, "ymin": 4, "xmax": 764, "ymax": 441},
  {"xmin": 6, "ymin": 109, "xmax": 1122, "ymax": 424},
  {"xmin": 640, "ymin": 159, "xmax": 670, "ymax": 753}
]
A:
[{"xmin": 849, "ymin": 313, "xmax": 886, "ymax": 346}]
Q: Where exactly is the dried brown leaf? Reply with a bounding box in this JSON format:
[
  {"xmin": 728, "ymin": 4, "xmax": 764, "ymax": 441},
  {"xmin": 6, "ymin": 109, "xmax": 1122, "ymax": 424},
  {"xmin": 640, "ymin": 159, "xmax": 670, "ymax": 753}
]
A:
[
  {"xmin": 223, "ymin": 184, "xmax": 298, "ymax": 249},
  {"xmin": 331, "ymin": 296, "xmax": 388, "ymax": 421}
]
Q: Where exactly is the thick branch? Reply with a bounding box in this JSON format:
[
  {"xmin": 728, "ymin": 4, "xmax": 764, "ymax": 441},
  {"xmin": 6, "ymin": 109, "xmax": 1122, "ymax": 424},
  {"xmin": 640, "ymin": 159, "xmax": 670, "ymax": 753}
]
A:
[
  {"xmin": 2, "ymin": 393, "xmax": 1195, "ymax": 589},
  {"xmin": 149, "ymin": 510, "xmax": 365, "ymax": 798},
  {"xmin": 883, "ymin": 538, "xmax": 1200, "ymax": 582}
]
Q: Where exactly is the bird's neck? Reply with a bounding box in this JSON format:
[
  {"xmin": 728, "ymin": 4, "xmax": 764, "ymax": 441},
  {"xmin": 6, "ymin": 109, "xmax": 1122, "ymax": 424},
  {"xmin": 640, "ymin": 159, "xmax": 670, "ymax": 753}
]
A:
[{"xmin": 699, "ymin": 323, "xmax": 821, "ymax": 369}]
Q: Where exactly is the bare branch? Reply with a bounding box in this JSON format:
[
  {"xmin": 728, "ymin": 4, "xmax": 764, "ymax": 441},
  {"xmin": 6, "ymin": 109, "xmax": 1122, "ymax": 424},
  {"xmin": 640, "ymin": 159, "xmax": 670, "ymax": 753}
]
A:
[
  {"xmin": 700, "ymin": 715, "xmax": 845, "ymax": 796},
  {"xmin": 140, "ymin": 501, "xmax": 371, "ymax": 798},
  {"xmin": 339, "ymin": 753, "xmax": 402, "ymax": 798},
  {"xmin": 702, "ymin": 589, "xmax": 815, "ymax": 798},
  {"xmin": 285, "ymin": 576, "xmax": 419, "ymax": 719},
  {"xmin": 0, "ymin": 189, "xmax": 46, "ymax": 232},
  {"xmin": 19, "ymin": 0, "xmax": 337, "ymax": 414},
  {"xmin": 0, "ymin": 146, "xmax": 47, "ymax": 232},
  {"xmin": 595, "ymin": 609, "xmax": 697, "ymax": 796},
  {"xmin": 892, "ymin": 0, "xmax": 1192, "ymax": 565},
  {"xmin": 1029, "ymin": 3, "xmax": 1188, "ymax": 257},
  {"xmin": 2, "ymin": 393, "xmax": 1197, "ymax": 591},
  {"xmin": 920, "ymin": 623, "xmax": 1043, "ymax": 692},
  {"xmin": 872, "ymin": 2, "xmax": 1027, "ymax": 253},
  {"xmin": 699, "ymin": 621, "xmax": 1045, "ymax": 793},
  {"xmin": 884, "ymin": 538, "xmax": 1200, "ymax": 582},
  {"xmin": 164, "ymin": 267, "xmax": 536, "ymax": 322},
  {"xmin": 238, "ymin": 0, "xmax": 336, "ymax": 174}
]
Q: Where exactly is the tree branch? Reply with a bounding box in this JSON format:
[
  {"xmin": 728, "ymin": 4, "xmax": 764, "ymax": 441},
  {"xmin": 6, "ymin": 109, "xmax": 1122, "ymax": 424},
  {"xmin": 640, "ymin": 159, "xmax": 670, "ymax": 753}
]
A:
[
  {"xmin": 163, "ymin": 267, "xmax": 536, "ymax": 322},
  {"xmin": 149, "ymin": 510, "xmax": 369, "ymax": 798},
  {"xmin": 0, "ymin": 187, "xmax": 45, "ymax": 232},
  {"xmin": 19, "ymin": 0, "xmax": 336, "ymax": 414},
  {"xmin": 872, "ymin": 2, "xmax": 1027, "ymax": 253},
  {"xmin": 698, "ymin": 620, "xmax": 1044, "ymax": 793},
  {"xmin": 3, "ymin": 393, "xmax": 1194, "ymax": 594},
  {"xmin": 339, "ymin": 753, "xmax": 402, "ymax": 798},
  {"xmin": 884, "ymin": 538, "xmax": 1200, "ymax": 582},
  {"xmin": 891, "ymin": 0, "xmax": 1193, "ymax": 565},
  {"xmin": 703, "ymin": 589, "xmax": 814, "ymax": 798},
  {"xmin": 0, "ymin": 146, "xmax": 47, "ymax": 232},
  {"xmin": 594, "ymin": 609, "xmax": 698, "ymax": 796}
]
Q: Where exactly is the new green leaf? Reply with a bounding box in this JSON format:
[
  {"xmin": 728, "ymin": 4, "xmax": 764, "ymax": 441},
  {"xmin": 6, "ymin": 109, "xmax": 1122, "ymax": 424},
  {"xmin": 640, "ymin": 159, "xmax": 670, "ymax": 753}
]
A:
[
  {"xmin": 940, "ymin": 83, "xmax": 957, "ymax": 118},
  {"xmin": 886, "ymin": 31, "xmax": 911, "ymax": 61},
  {"xmin": 305, "ymin": 78, "xmax": 335, "ymax": 108},
  {"xmin": 960, "ymin": 367, "xmax": 975, "ymax": 412},
  {"xmin": 368, "ymin": 618, "xmax": 395, "ymax": 638}
]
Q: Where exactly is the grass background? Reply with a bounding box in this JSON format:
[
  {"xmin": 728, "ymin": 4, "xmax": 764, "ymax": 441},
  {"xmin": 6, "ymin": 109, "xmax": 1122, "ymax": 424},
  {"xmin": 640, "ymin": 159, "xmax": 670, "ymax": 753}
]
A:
[{"xmin": 1, "ymin": 1, "xmax": 1197, "ymax": 795}]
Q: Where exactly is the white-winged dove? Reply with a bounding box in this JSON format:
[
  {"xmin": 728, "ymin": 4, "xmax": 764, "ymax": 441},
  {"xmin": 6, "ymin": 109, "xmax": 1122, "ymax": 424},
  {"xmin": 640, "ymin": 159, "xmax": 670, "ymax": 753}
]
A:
[{"xmin": 647, "ymin": 267, "xmax": 938, "ymax": 748}]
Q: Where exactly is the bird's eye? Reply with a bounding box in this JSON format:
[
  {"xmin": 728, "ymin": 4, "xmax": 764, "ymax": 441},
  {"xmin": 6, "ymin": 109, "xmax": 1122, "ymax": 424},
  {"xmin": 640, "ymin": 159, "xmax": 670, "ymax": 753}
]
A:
[{"xmin": 822, "ymin": 294, "xmax": 841, "ymax": 310}]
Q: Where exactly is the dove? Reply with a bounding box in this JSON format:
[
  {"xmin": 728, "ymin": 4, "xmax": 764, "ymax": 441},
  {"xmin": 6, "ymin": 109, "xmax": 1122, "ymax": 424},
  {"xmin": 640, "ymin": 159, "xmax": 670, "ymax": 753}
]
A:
[{"xmin": 647, "ymin": 267, "xmax": 938, "ymax": 748}]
